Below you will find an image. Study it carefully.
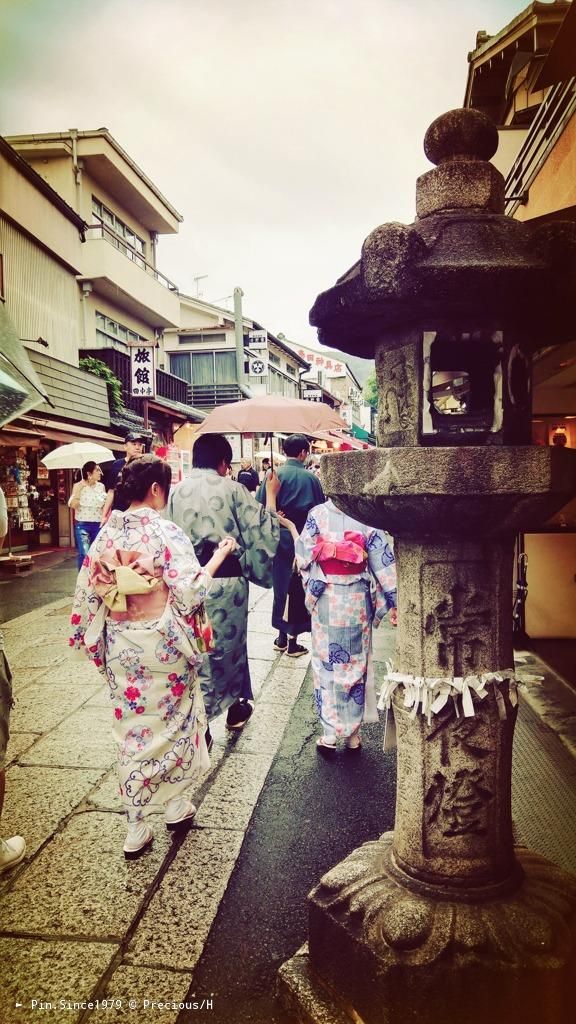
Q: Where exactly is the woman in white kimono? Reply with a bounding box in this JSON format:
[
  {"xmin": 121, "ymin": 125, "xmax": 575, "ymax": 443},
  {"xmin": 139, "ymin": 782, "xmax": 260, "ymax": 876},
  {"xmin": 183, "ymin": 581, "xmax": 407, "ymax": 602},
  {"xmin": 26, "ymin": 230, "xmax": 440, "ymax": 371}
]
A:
[
  {"xmin": 282, "ymin": 499, "xmax": 397, "ymax": 753},
  {"xmin": 70, "ymin": 455, "xmax": 237, "ymax": 859}
]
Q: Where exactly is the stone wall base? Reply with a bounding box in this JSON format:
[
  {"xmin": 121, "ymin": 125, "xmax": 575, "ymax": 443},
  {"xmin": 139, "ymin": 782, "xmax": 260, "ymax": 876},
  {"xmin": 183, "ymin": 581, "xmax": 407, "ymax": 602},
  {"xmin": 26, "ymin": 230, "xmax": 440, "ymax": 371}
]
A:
[{"xmin": 278, "ymin": 833, "xmax": 576, "ymax": 1024}]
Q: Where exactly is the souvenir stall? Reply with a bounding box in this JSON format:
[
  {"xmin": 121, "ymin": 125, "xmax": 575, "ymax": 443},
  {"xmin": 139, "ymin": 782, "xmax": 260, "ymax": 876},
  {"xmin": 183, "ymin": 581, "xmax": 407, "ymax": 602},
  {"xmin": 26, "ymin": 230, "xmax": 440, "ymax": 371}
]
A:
[{"xmin": 0, "ymin": 443, "xmax": 58, "ymax": 552}]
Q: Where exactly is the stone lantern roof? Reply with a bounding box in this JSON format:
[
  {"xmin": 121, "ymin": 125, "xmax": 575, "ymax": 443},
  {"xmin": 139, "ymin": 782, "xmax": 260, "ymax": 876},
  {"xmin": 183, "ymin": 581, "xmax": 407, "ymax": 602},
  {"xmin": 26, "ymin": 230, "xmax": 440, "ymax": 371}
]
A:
[{"xmin": 310, "ymin": 108, "xmax": 576, "ymax": 356}]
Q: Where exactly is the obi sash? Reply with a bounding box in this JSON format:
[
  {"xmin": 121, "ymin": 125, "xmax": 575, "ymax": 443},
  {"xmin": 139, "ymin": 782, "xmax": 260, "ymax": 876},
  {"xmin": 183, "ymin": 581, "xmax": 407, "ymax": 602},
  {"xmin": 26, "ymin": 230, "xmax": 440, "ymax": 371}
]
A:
[
  {"xmin": 90, "ymin": 549, "xmax": 168, "ymax": 622},
  {"xmin": 311, "ymin": 531, "xmax": 367, "ymax": 576}
]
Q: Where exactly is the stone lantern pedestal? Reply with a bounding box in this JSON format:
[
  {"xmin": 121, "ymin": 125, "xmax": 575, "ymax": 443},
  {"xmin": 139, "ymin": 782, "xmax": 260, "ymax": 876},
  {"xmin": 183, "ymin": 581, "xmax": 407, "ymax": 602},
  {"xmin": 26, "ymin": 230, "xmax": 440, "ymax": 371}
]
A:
[{"xmin": 277, "ymin": 110, "xmax": 576, "ymax": 1024}]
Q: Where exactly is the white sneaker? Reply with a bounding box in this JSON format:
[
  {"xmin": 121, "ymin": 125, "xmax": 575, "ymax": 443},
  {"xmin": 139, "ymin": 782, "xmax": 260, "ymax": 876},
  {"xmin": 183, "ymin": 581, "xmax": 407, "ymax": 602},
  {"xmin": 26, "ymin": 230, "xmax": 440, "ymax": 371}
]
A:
[
  {"xmin": 123, "ymin": 821, "xmax": 153, "ymax": 861},
  {"xmin": 0, "ymin": 835, "xmax": 26, "ymax": 874},
  {"xmin": 164, "ymin": 797, "xmax": 197, "ymax": 831}
]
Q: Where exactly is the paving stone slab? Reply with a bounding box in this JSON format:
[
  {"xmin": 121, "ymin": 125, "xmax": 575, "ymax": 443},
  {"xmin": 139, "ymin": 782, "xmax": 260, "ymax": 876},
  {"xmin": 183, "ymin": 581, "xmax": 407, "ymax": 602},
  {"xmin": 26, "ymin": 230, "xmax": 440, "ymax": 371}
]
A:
[
  {"xmin": 20, "ymin": 707, "xmax": 115, "ymax": 769},
  {"xmin": 85, "ymin": 769, "xmax": 123, "ymax": 812},
  {"xmin": 0, "ymin": 938, "xmax": 118, "ymax": 1024},
  {"xmin": 0, "ymin": 812, "xmax": 171, "ymax": 938},
  {"xmin": 234, "ymin": 701, "xmax": 293, "ymax": 756},
  {"xmin": 6, "ymin": 666, "xmax": 51, "ymax": 693},
  {"xmin": 125, "ymin": 828, "xmax": 245, "ymax": 971},
  {"xmin": 194, "ymin": 752, "xmax": 273, "ymax": 830},
  {"xmin": 259, "ymin": 664, "xmax": 308, "ymax": 705},
  {"xmin": 95, "ymin": 965, "xmax": 194, "ymax": 1023},
  {"xmin": 10, "ymin": 682, "xmax": 102, "ymax": 732},
  {"xmin": 246, "ymin": 658, "xmax": 273, "ymax": 699},
  {"xmin": 11, "ymin": 642, "xmax": 69, "ymax": 670},
  {"xmin": 84, "ymin": 686, "xmax": 113, "ymax": 709},
  {"xmin": 4, "ymin": 731, "xmax": 40, "ymax": 767},
  {"xmin": 32, "ymin": 661, "xmax": 103, "ymax": 688},
  {"xmin": 274, "ymin": 651, "xmax": 312, "ymax": 670},
  {"xmin": 247, "ymin": 612, "xmax": 275, "ymax": 634},
  {"xmin": 246, "ymin": 635, "xmax": 279, "ymax": 661},
  {"xmin": 2, "ymin": 765, "xmax": 106, "ymax": 857}
]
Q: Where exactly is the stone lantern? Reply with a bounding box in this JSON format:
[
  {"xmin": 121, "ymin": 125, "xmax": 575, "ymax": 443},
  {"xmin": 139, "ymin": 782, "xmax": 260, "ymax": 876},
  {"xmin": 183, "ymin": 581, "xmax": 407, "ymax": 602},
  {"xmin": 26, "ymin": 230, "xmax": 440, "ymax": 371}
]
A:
[{"xmin": 278, "ymin": 109, "xmax": 576, "ymax": 1023}]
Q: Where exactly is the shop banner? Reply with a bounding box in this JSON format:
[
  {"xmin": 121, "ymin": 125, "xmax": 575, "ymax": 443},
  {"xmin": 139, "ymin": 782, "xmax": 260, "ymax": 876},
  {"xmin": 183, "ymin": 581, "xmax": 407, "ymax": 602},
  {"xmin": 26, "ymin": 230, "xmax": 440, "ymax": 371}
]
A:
[{"xmin": 130, "ymin": 344, "xmax": 156, "ymax": 398}]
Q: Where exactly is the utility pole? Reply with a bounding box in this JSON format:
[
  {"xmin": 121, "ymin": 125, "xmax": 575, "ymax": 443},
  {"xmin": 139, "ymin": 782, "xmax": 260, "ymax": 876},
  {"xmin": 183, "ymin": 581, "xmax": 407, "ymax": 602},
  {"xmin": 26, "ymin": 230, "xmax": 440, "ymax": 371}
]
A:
[{"xmin": 233, "ymin": 286, "xmax": 246, "ymax": 387}]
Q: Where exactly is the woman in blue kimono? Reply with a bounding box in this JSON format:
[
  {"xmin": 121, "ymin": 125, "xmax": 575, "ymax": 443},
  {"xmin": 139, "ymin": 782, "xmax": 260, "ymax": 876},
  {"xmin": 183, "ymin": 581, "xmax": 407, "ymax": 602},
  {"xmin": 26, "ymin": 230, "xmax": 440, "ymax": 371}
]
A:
[{"xmin": 282, "ymin": 499, "xmax": 397, "ymax": 752}]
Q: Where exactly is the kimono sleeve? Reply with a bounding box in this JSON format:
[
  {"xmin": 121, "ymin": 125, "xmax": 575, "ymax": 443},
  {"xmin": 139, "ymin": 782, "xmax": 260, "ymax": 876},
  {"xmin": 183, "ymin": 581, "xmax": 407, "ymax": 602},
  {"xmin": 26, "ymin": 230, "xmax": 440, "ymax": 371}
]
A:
[
  {"xmin": 367, "ymin": 529, "xmax": 397, "ymax": 624},
  {"xmin": 294, "ymin": 507, "xmax": 322, "ymax": 577},
  {"xmin": 161, "ymin": 521, "xmax": 213, "ymax": 616},
  {"xmin": 232, "ymin": 485, "xmax": 280, "ymax": 587},
  {"xmin": 69, "ymin": 542, "xmax": 105, "ymax": 666}
]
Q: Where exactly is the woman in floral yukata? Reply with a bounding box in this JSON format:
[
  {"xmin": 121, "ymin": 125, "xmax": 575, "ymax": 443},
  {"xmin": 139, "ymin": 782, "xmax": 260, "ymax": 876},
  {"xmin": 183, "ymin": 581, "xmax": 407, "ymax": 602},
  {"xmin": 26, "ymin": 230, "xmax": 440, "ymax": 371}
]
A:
[
  {"xmin": 70, "ymin": 454, "xmax": 237, "ymax": 859},
  {"xmin": 281, "ymin": 499, "xmax": 397, "ymax": 753}
]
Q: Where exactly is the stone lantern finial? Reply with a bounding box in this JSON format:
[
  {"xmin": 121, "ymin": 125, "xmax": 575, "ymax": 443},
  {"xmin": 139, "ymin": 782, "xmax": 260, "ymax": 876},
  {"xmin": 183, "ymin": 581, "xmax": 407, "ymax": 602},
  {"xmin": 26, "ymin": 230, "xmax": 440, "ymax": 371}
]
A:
[{"xmin": 416, "ymin": 107, "xmax": 504, "ymax": 218}]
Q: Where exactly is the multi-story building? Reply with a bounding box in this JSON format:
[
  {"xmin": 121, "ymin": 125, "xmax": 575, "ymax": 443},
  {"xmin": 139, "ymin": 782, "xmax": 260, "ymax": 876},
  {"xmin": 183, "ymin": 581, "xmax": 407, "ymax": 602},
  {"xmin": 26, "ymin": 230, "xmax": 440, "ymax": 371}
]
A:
[
  {"xmin": 289, "ymin": 343, "xmax": 374, "ymax": 449},
  {"xmin": 163, "ymin": 293, "xmax": 311, "ymax": 465},
  {"xmin": 464, "ymin": 0, "xmax": 576, "ymax": 640},
  {"xmin": 6, "ymin": 129, "xmax": 204, "ymax": 446},
  {"xmin": 1, "ymin": 130, "xmax": 203, "ymax": 552}
]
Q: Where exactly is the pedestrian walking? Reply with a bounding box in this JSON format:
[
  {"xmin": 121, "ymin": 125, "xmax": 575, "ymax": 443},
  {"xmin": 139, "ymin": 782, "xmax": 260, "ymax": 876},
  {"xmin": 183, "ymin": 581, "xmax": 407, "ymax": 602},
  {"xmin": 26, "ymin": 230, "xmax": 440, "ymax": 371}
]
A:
[
  {"xmin": 259, "ymin": 457, "xmax": 270, "ymax": 482},
  {"xmin": 237, "ymin": 458, "xmax": 259, "ymax": 492},
  {"xmin": 70, "ymin": 454, "xmax": 237, "ymax": 860},
  {"xmin": 68, "ymin": 461, "xmax": 106, "ymax": 568},
  {"xmin": 280, "ymin": 499, "xmax": 397, "ymax": 752},
  {"xmin": 168, "ymin": 433, "xmax": 287, "ymax": 730},
  {"xmin": 100, "ymin": 431, "xmax": 146, "ymax": 523},
  {"xmin": 257, "ymin": 433, "xmax": 324, "ymax": 658},
  {"xmin": 0, "ymin": 485, "xmax": 26, "ymax": 874}
]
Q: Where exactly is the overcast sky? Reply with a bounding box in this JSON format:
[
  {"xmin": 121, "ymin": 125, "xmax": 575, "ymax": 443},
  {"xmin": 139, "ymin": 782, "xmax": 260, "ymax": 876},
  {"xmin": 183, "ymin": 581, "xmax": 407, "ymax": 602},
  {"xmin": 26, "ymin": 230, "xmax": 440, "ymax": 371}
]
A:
[{"xmin": 1, "ymin": 0, "xmax": 524, "ymax": 348}]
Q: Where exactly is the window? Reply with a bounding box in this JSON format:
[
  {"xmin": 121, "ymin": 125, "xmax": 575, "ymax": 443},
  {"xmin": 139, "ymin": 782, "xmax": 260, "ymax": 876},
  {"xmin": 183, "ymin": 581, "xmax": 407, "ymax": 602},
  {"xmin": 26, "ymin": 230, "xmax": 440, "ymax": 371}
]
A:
[
  {"xmin": 91, "ymin": 196, "xmax": 146, "ymax": 267},
  {"xmin": 286, "ymin": 363, "xmax": 296, "ymax": 377},
  {"xmin": 268, "ymin": 352, "xmax": 280, "ymax": 366},
  {"xmin": 178, "ymin": 332, "xmax": 227, "ymax": 345},
  {"xmin": 169, "ymin": 350, "xmax": 237, "ymax": 385},
  {"xmin": 95, "ymin": 311, "xmax": 147, "ymax": 348}
]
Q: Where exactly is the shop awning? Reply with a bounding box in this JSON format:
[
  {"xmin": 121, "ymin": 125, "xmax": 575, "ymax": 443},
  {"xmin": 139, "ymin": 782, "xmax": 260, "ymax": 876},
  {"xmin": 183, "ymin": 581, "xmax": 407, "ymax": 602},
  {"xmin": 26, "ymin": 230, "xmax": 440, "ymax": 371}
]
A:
[
  {"xmin": 2, "ymin": 417, "xmax": 126, "ymax": 447},
  {"xmin": 313, "ymin": 429, "xmax": 371, "ymax": 451}
]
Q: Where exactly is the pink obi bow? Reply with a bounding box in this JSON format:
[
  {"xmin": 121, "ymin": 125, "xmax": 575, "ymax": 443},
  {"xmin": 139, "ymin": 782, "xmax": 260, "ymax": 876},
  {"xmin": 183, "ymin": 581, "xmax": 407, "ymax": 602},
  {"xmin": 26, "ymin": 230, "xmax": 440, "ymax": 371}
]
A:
[
  {"xmin": 91, "ymin": 550, "xmax": 165, "ymax": 614},
  {"xmin": 312, "ymin": 531, "xmax": 367, "ymax": 572}
]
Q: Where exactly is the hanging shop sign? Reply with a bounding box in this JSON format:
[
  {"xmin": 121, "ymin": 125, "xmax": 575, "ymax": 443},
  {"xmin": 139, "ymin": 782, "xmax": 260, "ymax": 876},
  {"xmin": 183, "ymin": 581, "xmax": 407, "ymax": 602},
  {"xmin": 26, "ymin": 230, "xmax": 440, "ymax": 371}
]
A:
[
  {"xmin": 295, "ymin": 348, "xmax": 344, "ymax": 374},
  {"xmin": 248, "ymin": 330, "xmax": 268, "ymax": 350},
  {"xmin": 248, "ymin": 356, "xmax": 268, "ymax": 377},
  {"xmin": 304, "ymin": 389, "xmax": 322, "ymax": 402},
  {"xmin": 130, "ymin": 344, "xmax": 156, "ymax": 398}
]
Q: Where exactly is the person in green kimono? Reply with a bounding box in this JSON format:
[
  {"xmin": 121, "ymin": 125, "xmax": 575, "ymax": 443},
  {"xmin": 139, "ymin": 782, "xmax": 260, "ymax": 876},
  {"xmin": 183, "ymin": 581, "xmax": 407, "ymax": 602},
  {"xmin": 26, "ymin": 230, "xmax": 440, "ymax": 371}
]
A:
[{"xmin": 168, "ymin": 434, "xmax": 283, "ymax": 734}]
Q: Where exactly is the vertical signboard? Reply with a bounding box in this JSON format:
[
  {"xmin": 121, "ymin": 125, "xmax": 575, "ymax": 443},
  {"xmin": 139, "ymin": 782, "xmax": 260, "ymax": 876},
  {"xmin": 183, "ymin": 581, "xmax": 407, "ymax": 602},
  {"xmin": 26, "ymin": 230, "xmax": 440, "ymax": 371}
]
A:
[{"xmin": 130, "ymin": 344, "xmax": 156, "ymax": 398}]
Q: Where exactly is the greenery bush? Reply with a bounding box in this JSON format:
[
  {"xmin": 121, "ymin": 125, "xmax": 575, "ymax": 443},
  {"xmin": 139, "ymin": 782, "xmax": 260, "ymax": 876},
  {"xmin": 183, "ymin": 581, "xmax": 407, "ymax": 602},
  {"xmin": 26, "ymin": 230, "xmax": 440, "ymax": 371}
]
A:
[{"xmin": 79, "ymin": 357, "xmax": 124, "ymax": 413}]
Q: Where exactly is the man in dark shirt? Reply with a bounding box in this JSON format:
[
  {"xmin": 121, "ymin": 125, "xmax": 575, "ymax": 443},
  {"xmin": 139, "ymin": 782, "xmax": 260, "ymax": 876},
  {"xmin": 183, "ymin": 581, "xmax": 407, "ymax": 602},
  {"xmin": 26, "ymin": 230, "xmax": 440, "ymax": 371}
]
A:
[
  {"xmin": 258, "ymin": 433, "xmax": 324, "ymax": 657},
  {"xmin": 237, "ymin": 458, "xmax": 259, "ymax": 492},
  {"xmin": 100, "ymin": 431, "xmax": 145, "ymax": 522}
]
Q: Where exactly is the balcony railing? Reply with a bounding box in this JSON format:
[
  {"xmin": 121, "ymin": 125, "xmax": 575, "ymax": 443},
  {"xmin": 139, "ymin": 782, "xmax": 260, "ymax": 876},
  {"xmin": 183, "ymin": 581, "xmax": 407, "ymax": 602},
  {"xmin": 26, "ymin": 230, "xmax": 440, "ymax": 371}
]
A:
[
  {"xmin": 82, "ymin": 349, "xmax": 190, "ymax": 414},
  {"xmin": 505, "ymin": 77, "xmax": 576, "ymax": 217},
  {"xmin": 85, "ymin": 223, "xmax": 179, "ymax": 292},
  {"xmin": 188, "ymin": 383, "xmax": 246, "ymax": 409}
]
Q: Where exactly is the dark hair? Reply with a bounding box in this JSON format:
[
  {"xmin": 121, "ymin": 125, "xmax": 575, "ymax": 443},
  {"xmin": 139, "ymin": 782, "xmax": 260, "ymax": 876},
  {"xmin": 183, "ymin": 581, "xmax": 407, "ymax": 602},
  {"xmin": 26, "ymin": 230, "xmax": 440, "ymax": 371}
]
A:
[
  {"xmin": 193, "ymin": 433, "xmax": 233, "ymax": 470},
  {"xmin": 81, "ymin": 461, "xmax": 98, "ymax": 480},
  {"xmin": 117, "ymin": 454, "xmax": 172, "ymax": 504},
  {"xmin": 262, "ymin": 458, "xmax": 270, "ymax": 466},
  {"xmin": 283, "ymin": 434, "xmax": 310, "ymax": 457}
]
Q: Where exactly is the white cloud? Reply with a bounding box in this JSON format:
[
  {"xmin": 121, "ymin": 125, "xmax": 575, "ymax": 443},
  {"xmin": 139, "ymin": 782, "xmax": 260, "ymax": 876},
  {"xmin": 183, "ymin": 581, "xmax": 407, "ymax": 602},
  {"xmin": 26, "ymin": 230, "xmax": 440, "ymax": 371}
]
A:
[{"xmin": 1, "ymin": 0, "xmax": 524, "ymax": 344}]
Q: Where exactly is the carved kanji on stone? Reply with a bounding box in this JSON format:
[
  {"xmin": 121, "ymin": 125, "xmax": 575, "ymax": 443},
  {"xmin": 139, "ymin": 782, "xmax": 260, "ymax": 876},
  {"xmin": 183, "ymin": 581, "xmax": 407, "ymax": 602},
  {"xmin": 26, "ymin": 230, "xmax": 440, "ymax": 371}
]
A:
[
  {"xmin": 425, "ymin": 767, "xmax": 493, "ymax": 836},
  {"xmin": 425, "ymin": 581, "xmax": 489, "ymax": 675}
]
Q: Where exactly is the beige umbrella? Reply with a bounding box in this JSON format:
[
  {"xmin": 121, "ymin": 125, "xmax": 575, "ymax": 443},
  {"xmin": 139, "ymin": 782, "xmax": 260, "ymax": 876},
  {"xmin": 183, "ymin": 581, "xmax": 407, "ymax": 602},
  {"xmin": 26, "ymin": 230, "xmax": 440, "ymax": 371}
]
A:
[{"xmin": 195, "ymin": 395, "xmax": 347, "ymax": 470}]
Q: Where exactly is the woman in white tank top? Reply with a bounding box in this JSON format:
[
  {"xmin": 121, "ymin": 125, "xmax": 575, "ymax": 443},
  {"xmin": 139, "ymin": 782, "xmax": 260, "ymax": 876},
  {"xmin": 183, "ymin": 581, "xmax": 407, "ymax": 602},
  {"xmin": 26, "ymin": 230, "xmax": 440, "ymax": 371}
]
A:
[{"xmin": 68, "ymin": 461, "xmax": 106, "ymax": 568}]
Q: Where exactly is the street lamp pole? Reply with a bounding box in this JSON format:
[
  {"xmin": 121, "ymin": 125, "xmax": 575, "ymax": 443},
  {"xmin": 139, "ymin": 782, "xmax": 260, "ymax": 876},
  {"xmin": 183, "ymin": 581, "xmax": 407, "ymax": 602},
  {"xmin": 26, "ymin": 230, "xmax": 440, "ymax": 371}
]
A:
[{"xmin": 233, "ymin": 286, "xmax": 246, "ymax": 388}]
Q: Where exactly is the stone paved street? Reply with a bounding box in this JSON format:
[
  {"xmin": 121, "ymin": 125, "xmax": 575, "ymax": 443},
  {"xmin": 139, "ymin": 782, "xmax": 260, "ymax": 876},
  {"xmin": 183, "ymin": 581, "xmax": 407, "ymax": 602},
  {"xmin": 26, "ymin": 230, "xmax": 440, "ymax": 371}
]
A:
[{"xmin": 1, "ymin": 580, "xmax": 575, "ymax": 1024}]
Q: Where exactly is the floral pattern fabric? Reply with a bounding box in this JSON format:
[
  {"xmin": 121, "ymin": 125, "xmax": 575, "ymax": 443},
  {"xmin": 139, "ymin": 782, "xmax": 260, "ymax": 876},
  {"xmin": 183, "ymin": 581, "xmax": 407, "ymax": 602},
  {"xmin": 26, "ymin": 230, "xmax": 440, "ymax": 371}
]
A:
[
  {"xmin": 295, "ymin": 500, "xmax": 397, "ymax": 741},
  {"xmin": 70, "ymin": 507, "xmax": 212, "ymax": 819}
]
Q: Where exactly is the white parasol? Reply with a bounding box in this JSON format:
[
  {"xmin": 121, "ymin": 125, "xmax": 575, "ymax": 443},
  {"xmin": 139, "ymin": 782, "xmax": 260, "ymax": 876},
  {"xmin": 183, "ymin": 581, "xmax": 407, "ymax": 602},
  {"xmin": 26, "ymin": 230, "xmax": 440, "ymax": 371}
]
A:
[{"xmin": 41, "ymin": 442, "xmax": 116, "ymax": 470}]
